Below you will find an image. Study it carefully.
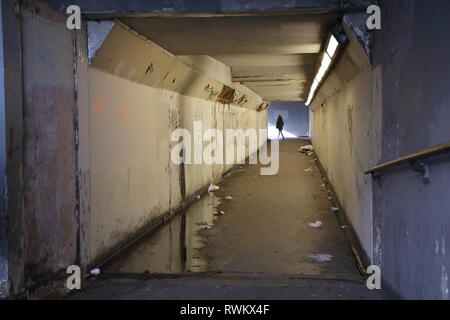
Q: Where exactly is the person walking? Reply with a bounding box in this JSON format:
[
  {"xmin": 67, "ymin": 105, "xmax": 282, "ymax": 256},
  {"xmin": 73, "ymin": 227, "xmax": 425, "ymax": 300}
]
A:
[{"xmin": 276, "ymin": 115, "xmax": 286, "ymax": 140}]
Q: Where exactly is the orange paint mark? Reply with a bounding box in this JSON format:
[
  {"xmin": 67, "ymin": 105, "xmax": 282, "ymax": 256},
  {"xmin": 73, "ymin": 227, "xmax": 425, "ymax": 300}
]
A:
[
  {"xmin": 118, "ymin": 105, "xmax": 127, "ymax": 129},
  {"xmin": 118, "ymin": 105, "xmax": 127, "ymax": 120},
  {"xmin": 92, "ymin": 99, "xmax": 105, "ymax": 112}
]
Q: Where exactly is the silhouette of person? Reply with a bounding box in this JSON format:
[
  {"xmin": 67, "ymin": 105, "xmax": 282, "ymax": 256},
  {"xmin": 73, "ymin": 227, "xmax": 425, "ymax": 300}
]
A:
[{"xmin": 276, "ymin": 115, "xmax": 285, "ymax": 141}]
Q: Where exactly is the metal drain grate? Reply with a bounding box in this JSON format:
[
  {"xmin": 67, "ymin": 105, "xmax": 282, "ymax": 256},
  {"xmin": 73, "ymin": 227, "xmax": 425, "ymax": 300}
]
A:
[{"xmin": 96, "ymin": 271, "xmax": 364, "ymax": 285}]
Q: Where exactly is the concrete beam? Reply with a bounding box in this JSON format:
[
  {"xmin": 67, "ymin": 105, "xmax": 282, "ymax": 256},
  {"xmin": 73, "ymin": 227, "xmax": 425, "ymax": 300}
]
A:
[
  {"xmin": 87, "ymin": 20, "xmax": 115, "ymax": 63},
  {"xmin": 343, "ymin": 13, "xmax": 372, "ymax": 58},
  {"xmin": 42, "ymin": 0, "xmax": 373, "ymax": 17},
  {"xmin": 90, "ymin": 21, "xmax": 263, "ymax": 109}
]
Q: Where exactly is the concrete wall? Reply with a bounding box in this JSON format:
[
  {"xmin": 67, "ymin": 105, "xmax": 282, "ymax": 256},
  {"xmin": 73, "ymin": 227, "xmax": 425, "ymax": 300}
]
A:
[
  {"xmin": 1, "ymin": 0, "xmax": 27, "ymax": 296},
  {"xmin": 268, "ymin": 102, "xmax": 309, "ymax": 139},
  {"xmin": 21, "ymin": 2, "xmax": 78, "ymax": 280},
  {"xmin": 311, "ymin": 0, "xmax": 450, "ymax": 299},
  {"xmin": 81, "ymin": 22, "xmax": 268, "ymax": 265},
  {"xmin": 309, "ymin": 15, "xmax": 382, "ymax": 262},
  {"xmin": 0, "ymin": 0, "xmax": 8, "ymax": 298},
  {"xmin": 371, "ymin": 0, "xmax": 450, "ymax": 299},
  {"xmin": 1, "ymin": 1, "xmax": 267, "ymax": 295}
]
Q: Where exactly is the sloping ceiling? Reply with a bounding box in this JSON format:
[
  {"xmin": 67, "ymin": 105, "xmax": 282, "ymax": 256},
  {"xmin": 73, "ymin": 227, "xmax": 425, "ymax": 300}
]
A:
[{"xmin": 120, "ymin": 13, "xmax": 339, "ymax": 101}]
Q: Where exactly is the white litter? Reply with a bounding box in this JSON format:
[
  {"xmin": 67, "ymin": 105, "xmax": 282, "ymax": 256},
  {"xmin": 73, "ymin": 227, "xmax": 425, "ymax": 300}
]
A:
[
  {"xmin": 208, "ymin": 183, "xmax": 220, "ymax": 193},
  {"xmin": 321, "ymin": 184, "xmax": 326, "ymax": 188},
  {"xmin": 308, "ymin": 254, "xmax": 333, "ymax": 262},
  {"xmin": 304, "ymin": 167, "xmax": 314, "ymax": 172},
  {"xmin": 299, "ymin": 145, "xmax": 314, "ymax": 153},
  {"xmin": 90, "ymin": 268, "xmax": 101, "ymax": 276},
  {"xmin": 331, "ymin": 207, "xmax": 340, "ymax": 213},
  {"xmin": 196, "ymin": 195, "xmax": 201, "ymax": 200},
  {"xmin": 204, "ymin": 226, "xmax": 213, "ymax": 230},
  {"xmin": 309, "ymin": 221, "xmax": 322, "ymax": 228}
]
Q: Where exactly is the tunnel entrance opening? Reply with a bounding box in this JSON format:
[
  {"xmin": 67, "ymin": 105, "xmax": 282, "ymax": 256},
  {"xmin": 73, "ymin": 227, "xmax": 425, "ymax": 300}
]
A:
[{"xmin": 82, "ymin": 11, "xmax": 368, "ymax": 286}]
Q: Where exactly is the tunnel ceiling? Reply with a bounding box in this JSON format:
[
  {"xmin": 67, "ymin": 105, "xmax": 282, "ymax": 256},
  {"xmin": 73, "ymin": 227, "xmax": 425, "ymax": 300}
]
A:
[{"xmin": 120, "ymin": 14, "xmax": 339, "ymax": 102}]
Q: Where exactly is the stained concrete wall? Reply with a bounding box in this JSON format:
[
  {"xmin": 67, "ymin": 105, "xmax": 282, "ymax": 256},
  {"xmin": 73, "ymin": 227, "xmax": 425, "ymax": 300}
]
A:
[
  {"xmin": 268, "ymin": 102, "xmax": 309, "ymax": 138},
  {"xmin": 309, "ymin": 15, "xmax": 382, "ymax": 262},
  {"xmin": 311, "ymin": 0, "xmax": 450, "ymax": 299},
  {"xmin": 21, "ymin": 2, "xmax": 78, "ymax": 279},
  {"xmin": 371, "ymin": 0, "xmax": 450, "ymax": 299},
  {"xmin": 81, "ymin": 22, "xmax": 267, "ymax": 265}
]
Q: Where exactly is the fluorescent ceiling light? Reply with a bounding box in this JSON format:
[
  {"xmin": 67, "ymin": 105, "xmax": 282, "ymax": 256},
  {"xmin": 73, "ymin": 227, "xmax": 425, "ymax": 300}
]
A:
[
  {"xmin": 305, "ymin": 34, "xmax": 341, "ymax": 106},
  {"xmin": 316, "ymin": 64, "xmax": 327, "ymax": 82},
  {"xmin": 321, "ymin": 54, "xmax": 332, "ymax": 70},
  {"xmin": 326, "ymin": 35, "xmax": 339, "ymax": 58}
]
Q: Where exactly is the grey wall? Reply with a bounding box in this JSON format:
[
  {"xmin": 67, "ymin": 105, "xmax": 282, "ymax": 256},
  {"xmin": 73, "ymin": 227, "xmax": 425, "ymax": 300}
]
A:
[
  {"xmin": 1, "ymin": 0, "xmax": 27, "ymax": 297},
  {"xmin": 268, "ymin": 102, "xmax": 309, "ymax": 138},
  {"xmin": 372, "ymin": 0, "xmax": 450, "ymax": 299},
  {"xmin": 0, "ymin": 0, "xmax": 8, "ymax": 298},
  {"xmin": 310, "ymin": 0, "xmax": 450, "ymax": 299}
]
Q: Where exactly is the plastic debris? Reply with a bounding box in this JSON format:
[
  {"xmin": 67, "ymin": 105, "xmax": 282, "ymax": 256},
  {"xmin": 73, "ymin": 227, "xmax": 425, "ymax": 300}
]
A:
[
  {"xmin": 224, "ymin": 196, "xmax": 233, "ymax": 200},
  {"xmin": 304, "ymin": 167, "xmax": 314, "ymax": 172},
  {"xmin": 208, "ymin": 183, "xmax": 220, "ymax": 193},
  {"xmin": 309, "ymin": 221, "xmax": 322, "ymax": 228},
  {"xmin": 307, "ymin": 151, "xmax": 314, "ymax": 156},
  {"xmin": 308, "ymin": 254, "xmax": 333, "ymax": 262},
  {"xmin": 90, "ymin": 268, "xmax": 101, "ymax": 276},
  {"xmin": 331, "ymin": 207, "xmax": 340, "ymax": 213},
  {"xmin": 299, "ymin": 145, "xmax": 314, "ymax": 153},
  {"xmin": 204, "ymin": 226, "xmax": 213, "ymax": 230},
  {"xmin": 196, "ymin": 195, "xmax": 201, "ymax": 200},
  {"xmin": 341, "ymin": 225, "xmax": 347, "ymax": 229}
]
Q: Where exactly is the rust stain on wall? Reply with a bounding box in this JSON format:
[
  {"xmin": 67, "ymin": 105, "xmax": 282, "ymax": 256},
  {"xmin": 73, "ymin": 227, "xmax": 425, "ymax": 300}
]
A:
[{"xmin": 217, "ymin": 86, "xmax": 236, "ymax": 104}]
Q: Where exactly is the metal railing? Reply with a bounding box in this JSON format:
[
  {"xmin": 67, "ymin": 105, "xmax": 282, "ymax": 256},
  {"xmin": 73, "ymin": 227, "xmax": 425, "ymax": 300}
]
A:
[{"xmin": 364, "ymin": 142, "xmax": 450, "ymax": 178}]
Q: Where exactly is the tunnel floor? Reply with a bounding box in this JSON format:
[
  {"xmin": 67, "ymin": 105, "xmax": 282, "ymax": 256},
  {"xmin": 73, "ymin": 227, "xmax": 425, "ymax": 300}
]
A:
[
  {"xmin": 71, "ymin": 140, "xmax": 384, "ymax": 300},
  {"xmin": 203, "ymin": 140, "xmax": 360, "ymax": 278}
]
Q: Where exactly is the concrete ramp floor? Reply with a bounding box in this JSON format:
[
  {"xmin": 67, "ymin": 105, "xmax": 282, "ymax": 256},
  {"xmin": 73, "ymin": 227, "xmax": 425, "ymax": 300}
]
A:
[
  {"xmin": 204, "ymin": 140, "xmax": 360, "ymax": 278},
  {"xmin": 71, "ymin": 140, "xmax": 383, "ymax": 300}
]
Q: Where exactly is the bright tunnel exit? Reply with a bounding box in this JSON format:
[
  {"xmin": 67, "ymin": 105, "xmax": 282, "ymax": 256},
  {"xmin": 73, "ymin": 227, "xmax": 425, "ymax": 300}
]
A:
[{"xmin": 268, "ymin": 102, "xmax": 310, "ymax": 140}]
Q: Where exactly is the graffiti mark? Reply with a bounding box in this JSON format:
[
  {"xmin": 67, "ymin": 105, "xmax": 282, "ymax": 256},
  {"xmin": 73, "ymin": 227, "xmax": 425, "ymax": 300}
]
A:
[
  {"xmin": 118, "ymin": 105, "xmax": 127, "ymax": 129},
  {"xmin": 92, "ymin": 99, "xmax": 105, "ymax": 112},
  {"xmin": 145, "ymin": 63, "xmax": 154, "ymax": 75}
]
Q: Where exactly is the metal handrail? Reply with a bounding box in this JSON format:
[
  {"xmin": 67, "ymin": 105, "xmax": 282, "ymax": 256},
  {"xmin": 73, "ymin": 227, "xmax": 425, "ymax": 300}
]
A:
[{"xmin": 365, "ymin": 142, "xmax": 450, "ymax": 175}]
